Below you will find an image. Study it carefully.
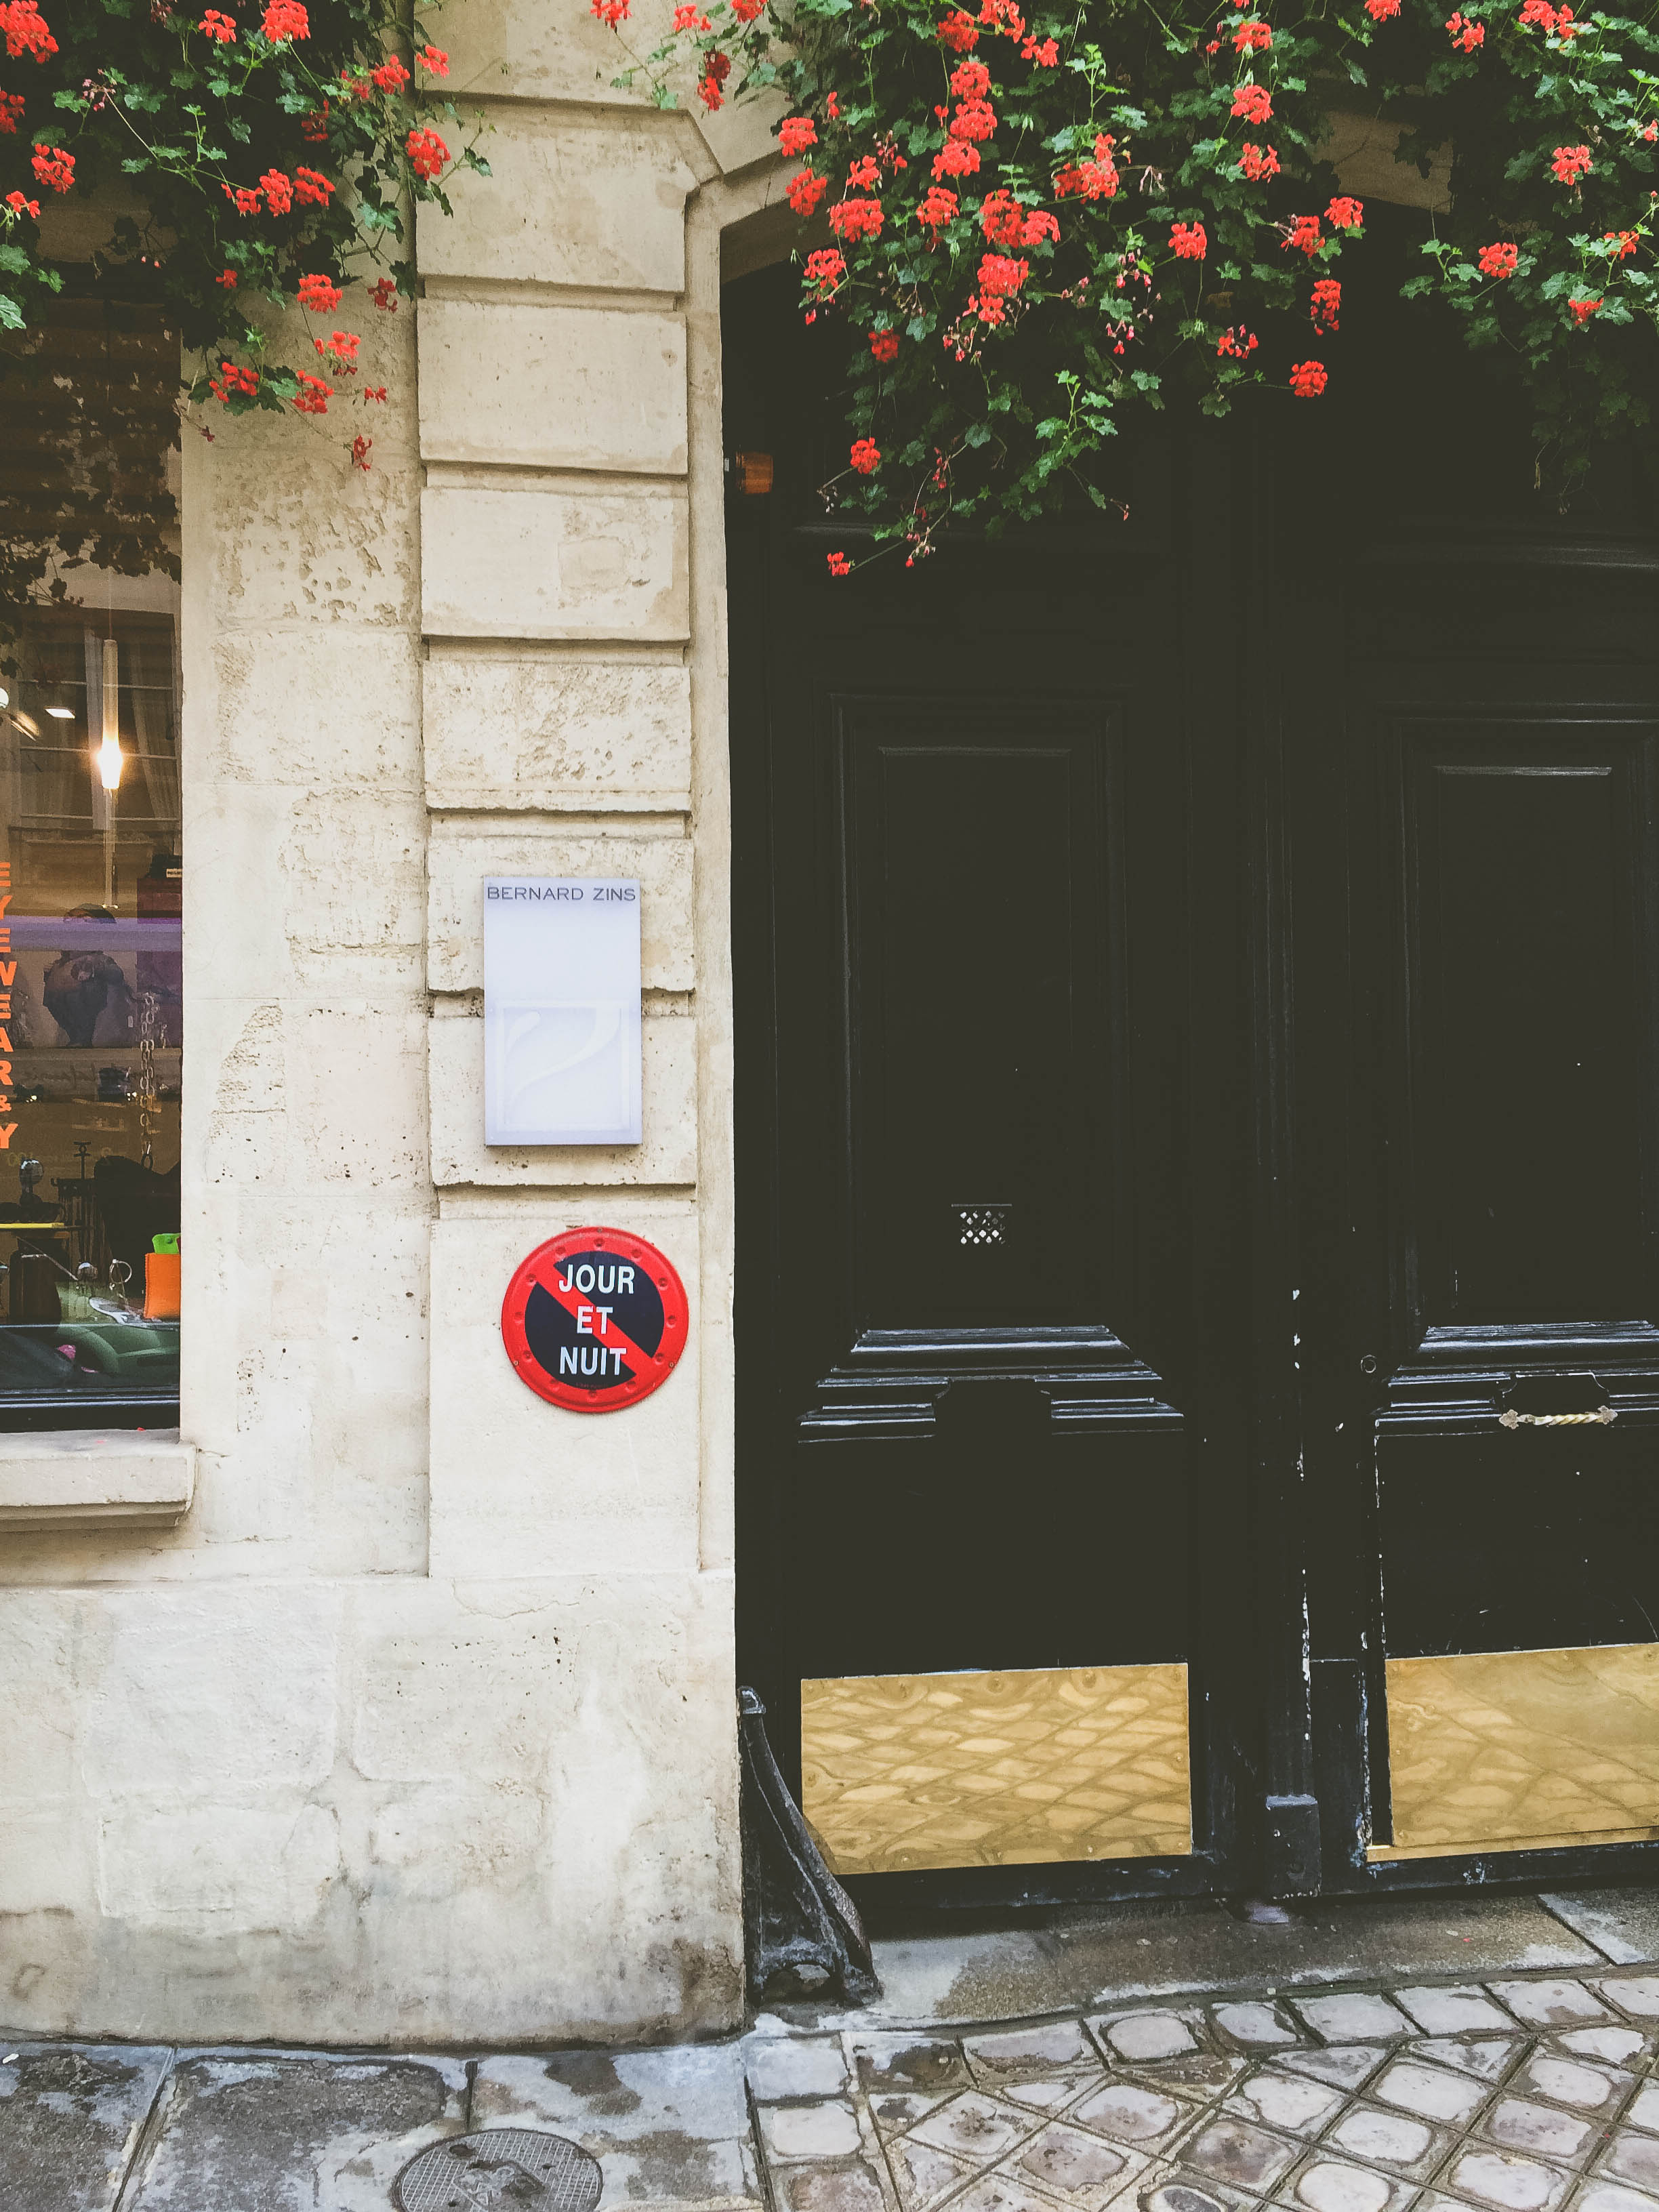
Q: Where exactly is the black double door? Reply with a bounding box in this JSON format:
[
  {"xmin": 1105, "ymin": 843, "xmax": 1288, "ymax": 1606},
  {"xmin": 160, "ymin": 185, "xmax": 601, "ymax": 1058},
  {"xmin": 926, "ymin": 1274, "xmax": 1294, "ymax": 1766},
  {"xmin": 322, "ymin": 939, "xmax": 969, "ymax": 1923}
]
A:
[{"xmin": 724, "ymin": 237, "xmax": 1659, "ymax": 1908}]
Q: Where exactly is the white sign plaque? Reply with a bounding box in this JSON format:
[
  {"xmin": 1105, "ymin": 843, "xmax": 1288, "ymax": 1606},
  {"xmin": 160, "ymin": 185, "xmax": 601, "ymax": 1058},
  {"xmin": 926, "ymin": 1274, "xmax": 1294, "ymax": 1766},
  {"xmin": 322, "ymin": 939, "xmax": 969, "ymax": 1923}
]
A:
[{"xmin": 484, "ymin": 879, "xmax": 642, "ymax": 1146}]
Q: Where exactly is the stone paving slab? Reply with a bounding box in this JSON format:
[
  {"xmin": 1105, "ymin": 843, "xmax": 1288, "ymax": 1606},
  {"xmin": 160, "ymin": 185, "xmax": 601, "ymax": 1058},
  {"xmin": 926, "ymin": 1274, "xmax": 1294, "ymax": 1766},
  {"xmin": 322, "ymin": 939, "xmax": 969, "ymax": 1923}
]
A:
[
  {"xmin": 0, "ymin": 2040, "xmax": 171, "ymax": 2212},
  {"xmin": 121, "ymin": 2051, "xmax": 468, "ymax": 2211},
  {"xmin": 470, "ymin": 2041, "xmax": 762, "ymax": 2207},
  {"xmin": 1541, "ymin": 1900, "xmax": 1659, "ymax": 1973}
]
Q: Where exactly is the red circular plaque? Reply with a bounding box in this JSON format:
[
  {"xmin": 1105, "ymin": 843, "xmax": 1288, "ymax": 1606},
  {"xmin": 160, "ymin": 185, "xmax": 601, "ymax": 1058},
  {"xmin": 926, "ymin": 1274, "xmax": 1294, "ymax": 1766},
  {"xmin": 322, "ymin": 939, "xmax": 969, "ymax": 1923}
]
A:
[{"xmin": 501, "ymin": 1228, "xmax": 688, "ymax": 1412}]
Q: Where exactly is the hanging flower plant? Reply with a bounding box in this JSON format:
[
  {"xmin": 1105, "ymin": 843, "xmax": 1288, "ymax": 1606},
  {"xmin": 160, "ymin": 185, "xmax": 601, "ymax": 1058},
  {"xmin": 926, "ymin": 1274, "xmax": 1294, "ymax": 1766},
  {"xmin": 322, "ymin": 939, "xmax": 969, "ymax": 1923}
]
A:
[
  {"xmin": 0, "ymin": 0, "xmax": 489, "ymax": 468},
  {"xmin": 600, "ymin": 0, "xmax": 1658, "ymax": 564}
]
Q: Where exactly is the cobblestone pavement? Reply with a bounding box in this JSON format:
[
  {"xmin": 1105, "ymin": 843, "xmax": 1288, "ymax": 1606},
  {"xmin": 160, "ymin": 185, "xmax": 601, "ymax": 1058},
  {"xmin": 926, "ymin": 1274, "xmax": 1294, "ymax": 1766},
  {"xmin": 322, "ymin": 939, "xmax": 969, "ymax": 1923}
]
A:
[
  {"xmin": 12, "ymin": 1891, "xmax": 1659, "ymax": 2211},
  {"xmin": 746, "ymin": 1969, "xmax": 1659, "ymax": 2212}
]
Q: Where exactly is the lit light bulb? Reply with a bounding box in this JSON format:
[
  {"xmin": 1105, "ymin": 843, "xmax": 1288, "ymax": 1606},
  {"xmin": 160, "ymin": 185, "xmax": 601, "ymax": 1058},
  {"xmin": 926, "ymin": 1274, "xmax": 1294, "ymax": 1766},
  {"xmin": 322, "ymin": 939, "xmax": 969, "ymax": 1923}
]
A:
[
  {"xmin": 0, "ymin": 686, "xmax": 9, "ymax": 709},
  {"xmin": 97, "ymin": 637, "xmax": 122, "ymax": 792}
]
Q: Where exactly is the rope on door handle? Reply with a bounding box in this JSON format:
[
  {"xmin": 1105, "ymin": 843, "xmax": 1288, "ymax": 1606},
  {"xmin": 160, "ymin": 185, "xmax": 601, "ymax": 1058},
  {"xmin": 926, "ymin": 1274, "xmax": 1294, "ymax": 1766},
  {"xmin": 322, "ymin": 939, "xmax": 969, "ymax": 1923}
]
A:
[{"xmin": 1498, "ymin": 1406, "xmax": 1618, "ymax": 1429}]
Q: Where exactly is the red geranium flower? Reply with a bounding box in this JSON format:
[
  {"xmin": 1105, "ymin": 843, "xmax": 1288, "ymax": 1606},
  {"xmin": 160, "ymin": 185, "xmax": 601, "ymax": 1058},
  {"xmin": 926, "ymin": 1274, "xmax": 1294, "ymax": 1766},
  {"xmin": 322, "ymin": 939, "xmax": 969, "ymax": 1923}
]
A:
[
  {"xmin": 1477, "ymin": 241, "xmax": 1518, "ymax": 276},
  {"xmin": 29, "ymin": 139, "xmax": 71, "ymax": 191},
  {"xmin": 1289, "ymin": 358, "xmax": 1328, "ymax": 396},
  {"xmin": 406, "ymin": 125, "xmax": 448, "ymax": 179},
  {"xmin": 0, "ymin": 1, "xmax": 56, "ymax": 59}
]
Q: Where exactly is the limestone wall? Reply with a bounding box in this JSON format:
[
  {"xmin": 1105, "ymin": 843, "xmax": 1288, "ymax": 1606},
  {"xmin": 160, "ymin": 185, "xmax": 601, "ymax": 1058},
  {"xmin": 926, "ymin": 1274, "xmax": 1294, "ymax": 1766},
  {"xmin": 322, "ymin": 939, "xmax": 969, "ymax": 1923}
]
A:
[{"xmin": 0, "ymin": 9, "xmax": 794, "ymax": 2042}]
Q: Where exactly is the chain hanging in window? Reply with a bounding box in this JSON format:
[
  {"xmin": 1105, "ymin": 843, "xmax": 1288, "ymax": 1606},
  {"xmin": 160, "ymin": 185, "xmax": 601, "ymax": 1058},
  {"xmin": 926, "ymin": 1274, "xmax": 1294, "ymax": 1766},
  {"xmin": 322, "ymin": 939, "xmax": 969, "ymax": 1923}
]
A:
[{"xmin": 138, "ymin": 988, "xmax": 159, "ymax": 1168}]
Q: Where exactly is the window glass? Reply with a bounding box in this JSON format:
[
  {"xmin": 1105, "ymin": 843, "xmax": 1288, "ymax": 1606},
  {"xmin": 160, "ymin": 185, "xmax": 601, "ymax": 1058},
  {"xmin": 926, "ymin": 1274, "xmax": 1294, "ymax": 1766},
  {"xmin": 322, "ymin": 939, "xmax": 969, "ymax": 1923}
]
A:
[{"xmin": 0, "ymin": 294, "xmax": 182, "ymax": 1430}]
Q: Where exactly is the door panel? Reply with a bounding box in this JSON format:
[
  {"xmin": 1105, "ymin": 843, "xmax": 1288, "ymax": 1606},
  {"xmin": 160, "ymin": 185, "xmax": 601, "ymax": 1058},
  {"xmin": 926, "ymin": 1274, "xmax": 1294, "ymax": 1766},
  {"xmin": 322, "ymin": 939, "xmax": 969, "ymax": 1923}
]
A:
[
  {"xmin": 1343, "ymin": 677, "xmax": 1659, "ymax": 1865},
  {"xmin": 1398, "ymin": 722, "xmax": 1656, "ymax": 1326},
  {"xmin": 726, "ymin": 266, "xmax": 1252, "ymax": 1899},
  {"xmin": 840, "ymin": 698, "xmax": 1120, "ymax": 1325}
]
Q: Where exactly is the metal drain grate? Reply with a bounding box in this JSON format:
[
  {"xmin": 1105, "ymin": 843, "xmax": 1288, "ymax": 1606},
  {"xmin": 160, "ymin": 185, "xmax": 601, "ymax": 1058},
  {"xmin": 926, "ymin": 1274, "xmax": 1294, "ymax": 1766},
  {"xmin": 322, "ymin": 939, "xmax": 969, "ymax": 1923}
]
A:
[
  {"xmin": 953, "ymin": 1203, "xmax": 1011, "ymax": 1248},
  {"xmin": 394, "ymin": 2129, "xmax": 604, "ymax": 2212}
]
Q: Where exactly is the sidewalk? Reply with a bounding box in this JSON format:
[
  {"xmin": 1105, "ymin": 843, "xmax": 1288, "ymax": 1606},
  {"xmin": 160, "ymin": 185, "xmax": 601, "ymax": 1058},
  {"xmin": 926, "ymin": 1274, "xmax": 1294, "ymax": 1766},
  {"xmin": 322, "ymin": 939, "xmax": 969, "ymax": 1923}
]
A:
[{"xmin": 8, "ymin": 1887, "xmax": 1659, "ymax": 2212}]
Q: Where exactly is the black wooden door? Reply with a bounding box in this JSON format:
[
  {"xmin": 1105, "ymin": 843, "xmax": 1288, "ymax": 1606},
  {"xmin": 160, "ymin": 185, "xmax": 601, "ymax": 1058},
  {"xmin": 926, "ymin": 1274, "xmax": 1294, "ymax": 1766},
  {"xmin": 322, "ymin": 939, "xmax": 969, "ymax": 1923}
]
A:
[
  {"xmin": 1275, "ymin": 291, "xmax": 1659, "ymax": 1888},
  {"xmin": 724, "ymin": 226, "xmax": 1659, "ymax": 1907}
]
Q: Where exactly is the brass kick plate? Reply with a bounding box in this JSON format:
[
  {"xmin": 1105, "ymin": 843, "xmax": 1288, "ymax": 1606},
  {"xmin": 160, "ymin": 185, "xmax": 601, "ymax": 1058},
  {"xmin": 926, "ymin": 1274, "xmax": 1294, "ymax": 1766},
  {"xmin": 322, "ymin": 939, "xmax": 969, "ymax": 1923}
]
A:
[
  {"xmin": 1379, "ymin": 1643, "xmax": 1659, "ymax": 1859},
  {"xmin": 800, "ymin": 1662, "xmax": 1191, "ymax": 1876}
]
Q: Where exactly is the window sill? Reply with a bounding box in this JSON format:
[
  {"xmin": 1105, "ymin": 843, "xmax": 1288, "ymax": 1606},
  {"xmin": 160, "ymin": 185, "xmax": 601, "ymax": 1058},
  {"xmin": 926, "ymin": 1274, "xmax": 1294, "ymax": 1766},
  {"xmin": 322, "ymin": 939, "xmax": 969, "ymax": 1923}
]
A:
[{"xmin": 0, "ymin": 1428, "xmax": 194, "ymax": 1530}]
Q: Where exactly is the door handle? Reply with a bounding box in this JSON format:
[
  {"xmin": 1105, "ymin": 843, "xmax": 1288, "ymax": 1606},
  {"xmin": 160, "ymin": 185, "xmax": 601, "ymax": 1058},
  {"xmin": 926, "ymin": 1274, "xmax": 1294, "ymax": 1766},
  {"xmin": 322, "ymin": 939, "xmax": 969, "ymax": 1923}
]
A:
[{"xmin": 1498, "ymin": 1406, "xmax": 1617, "ymax": 1429}]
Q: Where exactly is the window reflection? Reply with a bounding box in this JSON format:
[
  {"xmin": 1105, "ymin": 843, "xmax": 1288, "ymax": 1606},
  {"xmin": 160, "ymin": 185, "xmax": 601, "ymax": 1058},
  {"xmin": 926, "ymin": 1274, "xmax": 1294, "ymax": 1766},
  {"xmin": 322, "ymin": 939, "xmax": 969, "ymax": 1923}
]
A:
[{"xmin": 0, "ymin": 594, "xmax": 181, "ymax": 1428}]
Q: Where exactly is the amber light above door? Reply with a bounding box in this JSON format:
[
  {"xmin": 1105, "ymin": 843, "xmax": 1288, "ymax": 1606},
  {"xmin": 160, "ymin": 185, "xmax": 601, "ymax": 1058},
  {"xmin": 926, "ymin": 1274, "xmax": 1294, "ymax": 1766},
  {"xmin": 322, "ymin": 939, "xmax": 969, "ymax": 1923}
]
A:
[
  {"xmin": 800, "ymin": 1662, "xmax": 1192, "ymax": 1877},
  {"xmin": 1372, "ymin": 1645, "xmax": 1659, "ymax": 1860}
]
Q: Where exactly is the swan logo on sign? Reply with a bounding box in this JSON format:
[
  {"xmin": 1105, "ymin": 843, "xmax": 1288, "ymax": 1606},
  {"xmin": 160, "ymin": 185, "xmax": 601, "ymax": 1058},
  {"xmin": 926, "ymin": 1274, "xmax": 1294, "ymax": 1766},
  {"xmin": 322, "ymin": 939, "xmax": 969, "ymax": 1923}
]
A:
[{"xmin": 501, "ymin": 1227, "xmax": 688, "ymax": 1412}]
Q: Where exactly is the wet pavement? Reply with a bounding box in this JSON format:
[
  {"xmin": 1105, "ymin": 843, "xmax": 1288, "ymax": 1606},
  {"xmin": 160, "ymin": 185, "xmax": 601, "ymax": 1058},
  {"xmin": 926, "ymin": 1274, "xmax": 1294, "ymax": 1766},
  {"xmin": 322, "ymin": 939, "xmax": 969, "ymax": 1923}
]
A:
[{"xmin": 9, "ymin": 1888, "xmax": 1659, "ymax": 2212}]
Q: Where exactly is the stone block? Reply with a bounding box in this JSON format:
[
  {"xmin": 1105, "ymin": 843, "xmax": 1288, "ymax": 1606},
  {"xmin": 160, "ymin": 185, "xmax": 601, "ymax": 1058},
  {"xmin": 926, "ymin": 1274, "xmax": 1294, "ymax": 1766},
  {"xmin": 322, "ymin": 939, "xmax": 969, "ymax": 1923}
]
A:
[
  {"xmin": 205, "ymin": 624, "xmax": 423, "ymax": 793},
  {"xmin": 1099, "ymin": 2011, "xmax": 1198, "ymax": 2062},
  {"xmin": 417, "ymin": 115, "xmax": 701, "ymax": 293},
  {"xmin": 747, "ymin": 2036, "xmax": 853, "ymax": 2102},
  {"xmin": 190, "ymin": 782, "xmax": 426, "ymax": 996},
  {"xmin": 0, "ymin": 1431, "xmax": 195, "ymax": 1530},
  {"xmin": 423, "ymin": 650, "xmax": 692, "ymax": 812},
  {"xmin": 344, "ymin": 1571, "xmax": 741, "ymax": 2044},
  {"xmin": 426, "ymin": 1202, "xmax": 699, "ymax": 1580},
  {"xmin": 289, "ymin": 1004, "xmax": 429, "ymax": 1188},
  {"xmin": 81, "ymin": 1583, "xmax": 342, "ymax": 1799},
  {"xmin": 187, "ymin": 311, "xmax": 419, "ymax": 634},
  {"xmin": 470, "ymin": 2042, "xmax": 758, "ymax": 2207},
  {"xmin": 695, "ymin": 89, "xmax": 792, "ymax": 176},
  {"xmin": 0, "ymin": 1593, "xmax": 80, "ymax": 1794},
  {"xmin": 97, "ymin": 1801, "xmax": 344, "ymax": 1927},
  {"xmin": 127, "ymin": 2051, "xmax": 467, "ymax": 2212},
  {"xmin": 422, "ymin": 483, "xmax": 688, "ymax": 642},
  {"xmin": 1213, "ymin": 2003, "xmax": 1301, "ymax": 2050},
  {"xmin": 428, "ymin": 1004, "xmax": 697, "ymax": 1185},
  {"xmin": 1391, "ymin": 1986, "xmax": 1513, "ymax": 2036},
  {"xmin": 1490, "ymin": 1982, "xmax": 1610, "ymax": 2029},
  {"xmin": 428, "ymin": 824, "xmax": 693, "ymax": 994},
  {"xmin": 0, "ymin": 2043, "xmax": 172, "ymax": 2212},
  {"xmin": 763, "ymin": 2104, "xmax": 864, "ymax": 2162},
  {"xmin": 0, "ymin": 1805, "xmax": 94, "ymax": 1914},
  {"xmin": 420, "ymin": 300, "xmax": 688, "ymax": 473},
  {"xmin": 442, "ymin": 0, "xmax": 681, "ymax": 104},
  {"xmin": 1599, "ymin": 1976, "xmax": 1659, "ymax": 2019},
  {"xmin": 1290, "ymin": 1992, "xmax": 1412, "ymax": 2043}
]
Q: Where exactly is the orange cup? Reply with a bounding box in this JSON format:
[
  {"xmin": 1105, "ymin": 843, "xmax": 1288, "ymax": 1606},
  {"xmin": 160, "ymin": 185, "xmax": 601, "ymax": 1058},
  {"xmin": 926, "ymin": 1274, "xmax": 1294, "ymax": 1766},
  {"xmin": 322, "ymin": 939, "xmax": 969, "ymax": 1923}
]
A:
[{"xmin": 144, "ymin": 1251, "xmax": 181, "ymax": 1320}]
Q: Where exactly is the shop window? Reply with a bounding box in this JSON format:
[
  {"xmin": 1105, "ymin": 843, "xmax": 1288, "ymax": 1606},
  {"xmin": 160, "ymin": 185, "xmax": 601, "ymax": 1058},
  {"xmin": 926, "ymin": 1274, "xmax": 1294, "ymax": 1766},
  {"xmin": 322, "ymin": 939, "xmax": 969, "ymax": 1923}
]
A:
[{"xmin": 0, "ymin": 293, "xmax": 182, "ymax": 1430}]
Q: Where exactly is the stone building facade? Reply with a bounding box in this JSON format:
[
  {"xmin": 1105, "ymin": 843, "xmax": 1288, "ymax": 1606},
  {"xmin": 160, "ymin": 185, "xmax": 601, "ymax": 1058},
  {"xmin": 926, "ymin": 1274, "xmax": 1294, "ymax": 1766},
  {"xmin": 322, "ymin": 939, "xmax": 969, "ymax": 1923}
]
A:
[
  {"xmin": 7, "ymin": 0, "xmax": 1647, "ymax": 2053},
  {"xmin": 0, "ymin": 0, "xmax": 794, "ymax": 2046}
]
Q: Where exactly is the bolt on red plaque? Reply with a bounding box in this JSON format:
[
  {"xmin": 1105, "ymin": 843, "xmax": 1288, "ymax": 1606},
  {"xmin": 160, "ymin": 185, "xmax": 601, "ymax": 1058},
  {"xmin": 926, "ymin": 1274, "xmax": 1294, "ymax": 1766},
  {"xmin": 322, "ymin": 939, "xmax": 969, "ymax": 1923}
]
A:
[{"xmin": 501, "ymin": 1227, "xmax": 688, "ymax": 1412}]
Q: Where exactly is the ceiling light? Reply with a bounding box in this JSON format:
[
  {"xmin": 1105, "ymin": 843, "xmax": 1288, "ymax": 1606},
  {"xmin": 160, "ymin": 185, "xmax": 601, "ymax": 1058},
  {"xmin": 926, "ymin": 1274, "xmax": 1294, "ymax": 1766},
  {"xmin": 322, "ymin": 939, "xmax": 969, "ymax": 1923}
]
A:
[
  {"xmin": 0, "ymin": 687, "xmax": 9, "ymax": 709},
  {"xmin": 97, "ymin": 638, "xmax": 123, "ymax": 792},
  {"xmin": 45, "ymin": 705, "xmax": 73, "ymax": 719}
]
